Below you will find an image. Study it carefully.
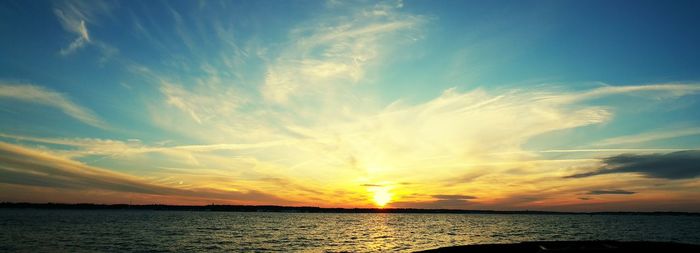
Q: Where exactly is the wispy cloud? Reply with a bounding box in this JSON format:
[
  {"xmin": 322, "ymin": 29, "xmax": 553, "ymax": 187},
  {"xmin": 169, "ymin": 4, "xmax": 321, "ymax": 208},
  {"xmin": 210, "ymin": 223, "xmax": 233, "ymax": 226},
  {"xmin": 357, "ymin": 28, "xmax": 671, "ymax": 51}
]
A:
[
  {"xmin": 53, "ymin": 0, "xmax": 114, "ymax": 56},
  {"xmin": 0, "ymin": 83, "xmax": 107, "ymax": 129},
  {"xmin": 261, "ymin": 2, "xmax": 425, "ymax": 103},
  {"xmin": 160, "ymin": 80, "xmax": 246, "ymax": 124},
  {"xmin": 56, "ymin": 18, "xmax": 90, "ymax": 55},
  {"xmin": 561, "ymin": 83, "xmax": 700, "ymax": 103}
]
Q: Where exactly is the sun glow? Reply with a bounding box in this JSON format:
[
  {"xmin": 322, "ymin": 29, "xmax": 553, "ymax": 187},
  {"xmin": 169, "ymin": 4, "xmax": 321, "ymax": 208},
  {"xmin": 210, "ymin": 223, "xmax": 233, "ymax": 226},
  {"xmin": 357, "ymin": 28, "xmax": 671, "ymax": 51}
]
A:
[{"xmin": 372, "ymin": 188, "xmax": 392, "ymax": 208}]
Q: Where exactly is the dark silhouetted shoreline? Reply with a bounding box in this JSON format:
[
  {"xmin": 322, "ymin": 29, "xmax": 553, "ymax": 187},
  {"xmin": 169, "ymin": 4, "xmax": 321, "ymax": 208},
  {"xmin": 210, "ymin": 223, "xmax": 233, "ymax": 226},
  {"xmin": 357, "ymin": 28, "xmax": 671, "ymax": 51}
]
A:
[
  {"xmin": 1, "ymin": 202, "xmax": 698, "ymax": 216},
  {"xmin": 417, "ymin": 241, "xmax": 700, "ymax": 252}
]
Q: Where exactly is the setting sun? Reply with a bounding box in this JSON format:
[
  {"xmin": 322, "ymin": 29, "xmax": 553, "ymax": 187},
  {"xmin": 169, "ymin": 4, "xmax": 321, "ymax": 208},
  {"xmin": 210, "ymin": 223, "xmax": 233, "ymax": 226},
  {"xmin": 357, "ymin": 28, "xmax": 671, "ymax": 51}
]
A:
[{"xmin": 372, "ymin": 188, "xmax": 392, "ymax": 208}]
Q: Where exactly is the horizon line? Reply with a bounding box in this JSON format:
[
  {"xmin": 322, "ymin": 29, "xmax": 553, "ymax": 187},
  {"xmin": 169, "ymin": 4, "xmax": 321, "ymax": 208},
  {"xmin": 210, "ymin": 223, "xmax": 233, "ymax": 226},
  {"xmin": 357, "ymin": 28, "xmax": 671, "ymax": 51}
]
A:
[{"xmin": 2, "ymin": 202, "xmax": 698, "ymax": 216}]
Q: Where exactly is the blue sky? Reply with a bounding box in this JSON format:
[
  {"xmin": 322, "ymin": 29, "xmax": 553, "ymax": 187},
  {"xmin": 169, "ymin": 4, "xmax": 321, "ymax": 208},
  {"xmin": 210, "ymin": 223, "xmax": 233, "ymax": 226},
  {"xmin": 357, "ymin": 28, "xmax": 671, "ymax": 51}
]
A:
[{"xmin": 1, "ymin": 0, "xmax": 699, "ymax": 211}]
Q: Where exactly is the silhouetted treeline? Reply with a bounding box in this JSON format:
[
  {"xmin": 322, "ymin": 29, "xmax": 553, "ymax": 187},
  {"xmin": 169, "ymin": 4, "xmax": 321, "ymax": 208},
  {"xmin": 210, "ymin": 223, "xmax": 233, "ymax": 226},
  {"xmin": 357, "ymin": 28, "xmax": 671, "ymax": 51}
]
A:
[{"xmin": 1, "ymin": 202, "xmax": 698, "ymax": 216}]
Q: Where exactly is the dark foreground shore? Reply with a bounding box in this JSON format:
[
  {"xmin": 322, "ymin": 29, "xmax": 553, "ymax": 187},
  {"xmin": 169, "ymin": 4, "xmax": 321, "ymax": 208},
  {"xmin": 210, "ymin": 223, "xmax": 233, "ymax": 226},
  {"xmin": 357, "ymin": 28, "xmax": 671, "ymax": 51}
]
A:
[{"xmin": 417, "ymin": 241, "xmax": 700, "ymax": 253}]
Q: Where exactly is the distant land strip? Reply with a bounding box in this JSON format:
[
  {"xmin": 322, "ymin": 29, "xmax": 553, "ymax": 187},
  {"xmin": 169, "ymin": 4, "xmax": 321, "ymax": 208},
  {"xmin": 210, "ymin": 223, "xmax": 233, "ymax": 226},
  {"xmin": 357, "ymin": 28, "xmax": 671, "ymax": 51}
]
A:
[{"xmin": 1, "ymin": 202, "xmax": 699, "ymax": 216}]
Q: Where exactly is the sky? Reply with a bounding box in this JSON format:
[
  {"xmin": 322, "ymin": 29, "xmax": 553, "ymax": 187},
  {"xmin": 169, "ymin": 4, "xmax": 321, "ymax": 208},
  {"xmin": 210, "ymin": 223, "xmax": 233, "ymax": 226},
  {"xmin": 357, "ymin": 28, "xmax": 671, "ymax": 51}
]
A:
[{"xmin": 1, "ymin": 0, "xmax": 700, "ymax": 212}]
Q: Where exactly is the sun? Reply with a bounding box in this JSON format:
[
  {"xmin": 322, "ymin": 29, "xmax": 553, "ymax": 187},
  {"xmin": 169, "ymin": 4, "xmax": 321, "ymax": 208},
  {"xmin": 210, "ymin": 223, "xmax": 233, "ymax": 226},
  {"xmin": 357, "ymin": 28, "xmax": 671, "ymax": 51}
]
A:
[{"xmin": 372, "ymin": 188, "xmax": 392, "ymax": 208}]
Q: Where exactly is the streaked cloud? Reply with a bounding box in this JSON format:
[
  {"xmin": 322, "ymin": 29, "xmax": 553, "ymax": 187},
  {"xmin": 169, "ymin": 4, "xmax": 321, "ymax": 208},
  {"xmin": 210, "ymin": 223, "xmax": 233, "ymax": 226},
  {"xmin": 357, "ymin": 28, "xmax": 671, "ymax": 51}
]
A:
[
  {"xmin": 586, "ymin": 190, "xmax": 636, "ymax": 195},
  {"xmin": 539, "ymin": 148, "xmax": 692, "ymax": 153},
  {"xmin": 562, "ymin": 83, "xmax": 700, "ymax": 103},
  {"xmin": 392, "ymin": 194, "xmax": 477, "ymax": 209},
  {"xmin": 0, "ymin": 133, "xmax": 289, "ymax": 159},
  {"xmin": 431, "ymin": 195, "xmax": 477, "ymax": 200},
  {"xmin": 0, "ymin": 141, "xmax": 293, "ymax": 205},
  {"xmin": 0, "ymin": 83, "xmax": 107, "ymax": 129},
  {"xmin": 566, "ymin": 150, "xmax": 700, "ymax": 180},
  {"xmin": 596, "ymin": 127, "xmax": 700, "ymax": 146}
]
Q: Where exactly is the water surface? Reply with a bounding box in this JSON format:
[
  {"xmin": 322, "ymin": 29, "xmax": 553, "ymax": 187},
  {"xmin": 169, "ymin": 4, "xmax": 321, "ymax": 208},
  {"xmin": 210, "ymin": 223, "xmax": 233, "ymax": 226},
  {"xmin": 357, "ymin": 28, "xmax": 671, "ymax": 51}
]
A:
[{"xmin": 1, "ymin": 210, "xmax": 699, "ymax": 252}]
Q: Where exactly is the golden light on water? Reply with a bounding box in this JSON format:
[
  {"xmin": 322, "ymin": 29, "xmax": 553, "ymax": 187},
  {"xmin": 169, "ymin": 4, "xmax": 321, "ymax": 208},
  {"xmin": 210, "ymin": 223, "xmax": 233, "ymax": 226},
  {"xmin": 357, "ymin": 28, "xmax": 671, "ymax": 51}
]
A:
[{"xmin": 372, "ymin": 187, "xmax": 392, "ymax": 208}]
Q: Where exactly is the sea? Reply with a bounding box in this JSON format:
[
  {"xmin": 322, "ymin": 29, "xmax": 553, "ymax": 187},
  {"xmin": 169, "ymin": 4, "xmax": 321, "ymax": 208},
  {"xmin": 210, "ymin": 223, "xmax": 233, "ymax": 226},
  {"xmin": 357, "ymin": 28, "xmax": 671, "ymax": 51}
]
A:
[{"xmin": 1, "ymin": 209, "xmax": 699, "ymax": 252}]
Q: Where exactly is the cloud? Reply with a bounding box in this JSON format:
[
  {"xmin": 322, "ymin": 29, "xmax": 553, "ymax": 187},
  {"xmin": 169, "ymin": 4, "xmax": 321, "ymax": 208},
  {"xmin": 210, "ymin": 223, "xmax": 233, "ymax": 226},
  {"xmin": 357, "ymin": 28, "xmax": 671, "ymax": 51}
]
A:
[
  {"xmin": 146, "ymin": 79, "xmax": 700, "ymax": 207},
  {"xmin": 0, "ymin": 133, "xmax": 290, "ymax": 159},
  {"xmin": 324, "ymin": 87, "xmax": 612, "ymax": 172},
  {"xmin": 53, "ymin": 0, "xmax": 114, "ymax": 56},
  {"xmin": 595, "ymin": 127, "xmax": 700, "ymax": 146},
  {"xmin": 261, "ymin": 2, "xmax": 425, "ymax": 103},
  {"xmin": 432, "ymin": 194, "xmax": 477, "ymax": 200},
  {"xmin": 391, "ymin": 194, "xmax": 477, "ymax": 209},
  {"xmin": 562, "ymin": 83, "xmax": 700, "ymax": 103},
  {"xmin": 54, "ymin": 2, "xmax": 92, "ymax": 55},
  {"xmin": 160, "ymin": 80, "xmax": 246, "ymax": 124},
  {"xmin": 0, "ymin": 83, "xmax": 107, "ymax": 128},
  {"xmin": 0, "ymin": 141, "xmax": 292, "ymax": 205},
  {"xmin": 566, "ymin": 150, "xmax": 700, "ymax": 180},
  {"xmin": 57, "ymin": 19, "xmax": 90, "ymax": 55},
  {"xmin": 7, "ymin": 81, "xmax": 698, "ymax": 208},
  {"xmin": 0, "ymin": 141, "xmax": 175, "ymax": 194},
  {"xmin": 539, "ymin": 148, "xmax": 690, "ymax": 153},
  {"xmin": 257, "ymin": 177, "xmax": 324, "ymax": 196},
  {"xmin": 586, "ymin": 190, "xmax": 636, "ymax": 195}
]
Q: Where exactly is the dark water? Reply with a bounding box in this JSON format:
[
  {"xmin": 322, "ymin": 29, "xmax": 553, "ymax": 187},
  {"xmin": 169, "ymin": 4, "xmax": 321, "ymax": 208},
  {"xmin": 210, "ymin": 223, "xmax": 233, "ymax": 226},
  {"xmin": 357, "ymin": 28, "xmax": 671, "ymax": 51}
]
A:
[{"xmin": 1, "ymin": 210, "xmax": 699, "ymax": 252}]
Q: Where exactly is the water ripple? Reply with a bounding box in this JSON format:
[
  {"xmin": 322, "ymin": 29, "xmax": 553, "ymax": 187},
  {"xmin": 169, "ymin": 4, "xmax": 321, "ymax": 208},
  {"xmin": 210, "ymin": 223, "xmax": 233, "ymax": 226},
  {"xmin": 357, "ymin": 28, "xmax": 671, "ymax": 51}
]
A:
[{"xmin": 1, "ymin": 210, "xmax": 699, "ymax": 252}]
